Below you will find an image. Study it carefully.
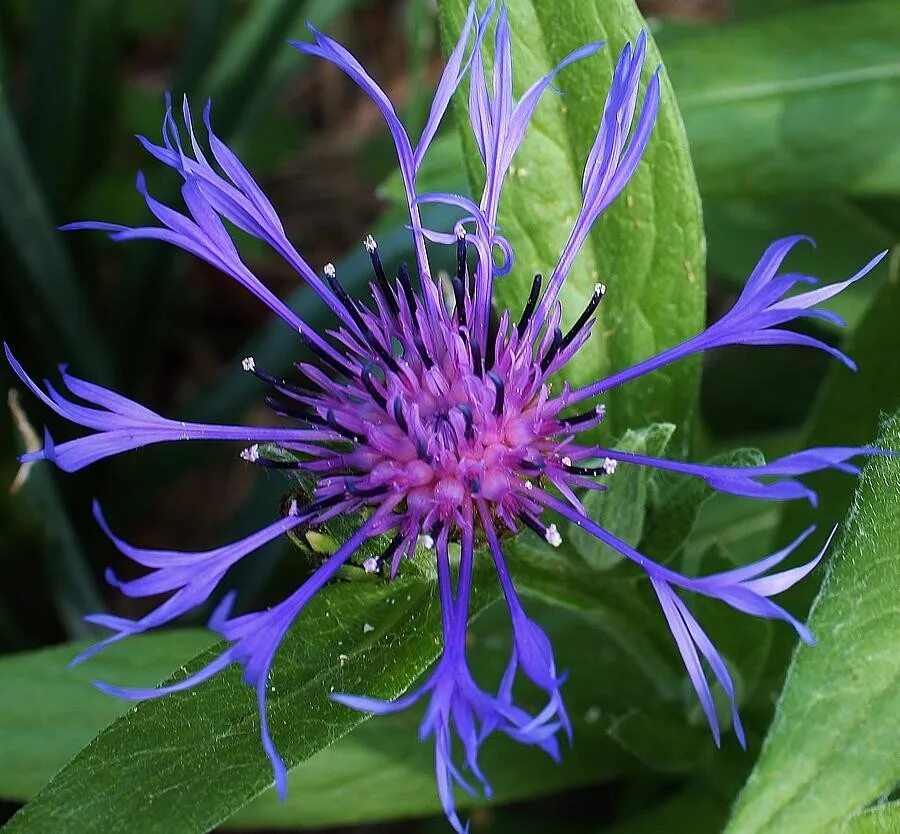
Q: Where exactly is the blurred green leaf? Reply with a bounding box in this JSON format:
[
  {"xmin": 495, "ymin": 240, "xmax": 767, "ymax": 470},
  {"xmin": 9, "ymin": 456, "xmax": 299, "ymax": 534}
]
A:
[
  {"xmin": 439, "ymin": 0, "xmax": 705, "ymax": 448},
  {"xmin": 25, "ymin": 0, "xmax": 122, "ymax": 210},
  {"xmin": 0, "ymin": 630, "xmax": 213, "ymax": 801},
  {"xmin": 778, "ymin": 248, "xmax": 900, "ymax": 540},
  {"xmin": 8, "ymin": 391, "xmax": 104, "ymax": 638},
  {"xmin": 665, "ymin": 2, "xmax": 900, "ymax": 197},
  {"xmin": 729, "ymin": 0, "xmax": 834, "ymax": 22},
  {"xmin": 842, "ymin": 802, "xmax": 900, "ymax": 834},
  {"xmin": 705, "ymin": 196, "xmax": 895, "ymax": 333},
  {"xmin": 0, "ymin": 103, "xmax": 111, "ymax": 379},
  {"xmin": 567, "ymin": 423, "xmax": 675, "ymax": 570},
  {"xmin": 204, "ymin": 0, "xmax": 368, "ymax": 154},
  {"xmin": 597, "ymin": 788, "xmax": 727, "ymax": 834},
  {"xmin": 725, "ymin": 412, "xmax": 900, "ymax": 834}
]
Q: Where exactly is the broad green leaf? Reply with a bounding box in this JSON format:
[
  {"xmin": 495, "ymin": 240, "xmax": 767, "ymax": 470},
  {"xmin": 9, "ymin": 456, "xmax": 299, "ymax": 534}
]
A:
[
  {"xmin": 0, "ymin": 631, "xmax": 213, "ymax": 801},
  {"xmin": 439, "ymin": 0, "xmax": 705, "ymax": 447},
  {"xmin": 664, "ymin": 2, "xmax": 900, "ymax": 197},
  {"xmin": 843, "ymin": 802, "xmax": 900, "ymax": 834},
  {"xmin": 227, "ymin": 601, "xmax": 634, "ymax": 828},
  {"xmin": 2, "ymin": 558, "xmax": 500, "ymax": 834},
  {"xmin": 724, "ymin": 412, "xmax": 900, "ymax": 834},
  {"xmin": 567, "ymin": 423, "xmax": 676, "ymax": 569}
]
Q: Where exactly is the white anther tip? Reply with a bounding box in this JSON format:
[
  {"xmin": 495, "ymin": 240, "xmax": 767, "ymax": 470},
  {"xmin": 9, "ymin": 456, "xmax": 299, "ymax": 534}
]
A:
[
  {"xmin": 323, "ymin": 262, "xmax": 336, "ymax": 278},
  {"xmin": 364, "ymin": 234, "xmax": 377, "ymax": 253},
  {"xmin": 603, "ymin": 457, "xmax": 618, "ymax": 475},
  {"xmin": 561, "ymin": 456, "xmax": 572, "ymax": 467},
  {"xmin": 524, "ymin": 480, "xmax": 533, "ymax": 491},
  {"xmin": 545, "ymin": 524, "xmax": 562, "ymax": 548},
  {"xmin": 240, "ymin": 443, "xmax": 259, "ymax": 462},
  {"xmin": 454, "ymin": 222, "xmax": 466, "ymax": 239},
  {"xmin": 287, "ymin": 498, "xmax": 299, "ymax": 517},
  {"xmin": 595, "ymin": 282, "xmax": 607, "ymax": 296},
  {"xmin": 362, "ymin": 557, "xmax": 378, "ymax": 574},
  {"xmin": 241, "ymin": 356, "xmax": 256, "ymax": 372},
  {"xmin": 420, "ymin": 534, "xmax": 435, "ymax": 550}
]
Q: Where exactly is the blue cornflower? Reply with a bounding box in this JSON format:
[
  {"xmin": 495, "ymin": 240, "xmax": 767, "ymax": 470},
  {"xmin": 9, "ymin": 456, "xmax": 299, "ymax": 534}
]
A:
[{"xmin": 6, "ymin": 4, "xmax": 889, "ymax": 830}]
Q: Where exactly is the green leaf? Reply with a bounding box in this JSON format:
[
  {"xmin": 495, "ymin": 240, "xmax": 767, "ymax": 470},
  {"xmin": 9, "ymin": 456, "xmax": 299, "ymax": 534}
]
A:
[
  {"xmin": 227, "ymin": 601, "xmax": 633, "ymax": 828},
  {"xmin": 7, "ymin": 391, "xmax": 104, "ymax": 638},
  {"xmin": 567, "ymin": 423, "xmax": 675, "ymax": 569},
  {"xmin": 664, "ymin": 1, "xmax": 900, "ymax": 197},
  {"xmin": 0, "ymin": 102, "xmax": 111, "ymax": 379},
  {"xmin": 724, "ymin": 412, "xmax": 900, "ymax": 834},
  {"xmin": 0, "ymin": 631, "xmax": 213, "ymax": 802},
  {"xmin": 27, "ymin": 0, "xmax": 122, "ymax": 208},
  {"xmin": 597, "ymin": 788, "xmax": 728, "ymax": 834},
  {"xmin": 606, "ymin": 706, "xmax": 713, "ymax": 773},
  {"xmin": 640, "ymin": 447, "xmax": 765, "ymax": 562},
  {"xmin": 438, "ymin": 0, "xmax": 706, "ymax": 447},
  {"xmin": 843, "ymin": 802, "xmax": 900, "ymax": 834},
  {"xmin": 2, "ymin": 564, "xmax": 499, "ymax": 834}
]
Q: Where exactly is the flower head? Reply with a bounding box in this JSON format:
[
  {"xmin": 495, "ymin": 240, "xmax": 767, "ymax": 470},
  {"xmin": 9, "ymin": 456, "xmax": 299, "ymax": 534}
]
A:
[{"xmin": 7, "ymin": 4, "xmax": 889, "ymax": 831}]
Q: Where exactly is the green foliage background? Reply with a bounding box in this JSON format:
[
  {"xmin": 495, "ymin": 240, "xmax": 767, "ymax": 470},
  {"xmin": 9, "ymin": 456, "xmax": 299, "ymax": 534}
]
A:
[{"xmin": 0, "ymin": 1, "xmax": 897, "ymax": 832}]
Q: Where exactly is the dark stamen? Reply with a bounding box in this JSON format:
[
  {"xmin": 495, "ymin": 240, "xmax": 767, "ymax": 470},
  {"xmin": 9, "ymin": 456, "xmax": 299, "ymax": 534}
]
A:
[
  {"xmin": 393, "ymin": 397, "xmax": 408, "ymax": 432},
  {"xmin": 324, "ymin": 265, "xmax": 399, "ymax": 373},
  {"xmin": 376, "ymin": 531, "xmax": 405, "ymax": 574},
  {"xmin": 456, "ymin": 231, "xmax": 467, "ymax": 284},
  {"xmin": 457, "ymin": 404, "xmax": 474, "ymax": 440},
  {"xmin": 452, "ymin": 276, "xmax": 467, "ymax": 328},
  {"xmin": 540, "ymin": 327, "xmax": 563, "ymax": 373},
  {"xmin": 560, "ymin": 282, "xmax": 606, "ymax": 351},
  {"xmin": 298, "ymin": 332, "xmax": 345, "ymax": 375},
  {"xmin": 346, "ymin": 481, "xmax": 387, "ymax": 498},
  {"xmin": 561, "ymin": 460, "xmax": 611, "ymax": 477},
  {"xmin": 416, "ymin": 437, "xmax": 432, "ymax": 462},
  {"xmin": 559, "ymin": 405, "xmax": 606, "ymax": 428},
  {"xmin": 265, "ymin": 398, "xmax": 359, "ymax": 442},
  {"xmin": 397, "ymin": 263, "xmax": 417, "ymax": 314},
  {"xmin": 289, "ymin": 492, "xmax": 347, "ymax": 520},
  {"xmin": 265, "ymin": 394, "xmax": 312, "ymax": 420},
  {"xmin": 365, "ymin": 235, "xmax": 399, "ymax": 315},
  {"xmin": 518, "ymin": 512, "xmax": 548, "ymax": 542},
  {"xmin": 517, "ymin": 273, "xmax": 543, "ymax": 337},
  {"xmin": 520, "ymin": 457, "xmax": 545, "ymax": 472},
  {"xmin": 412, "ymin": 332, "xmax": 434, "ymax": 370},
  {"xmin": 327, "ymin": 409, "xmax": 363, "ymax": 442},
  {"xmin": 360, "ymin": 363, "xmax": 387, "ymax": 410},
  {"xmin": 471, "ymin": 341, "xmax": 483, "ymax": 376},
  {"xmin": 488, "ymin": 371, "xmax": 505, "ymax": 417}
]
